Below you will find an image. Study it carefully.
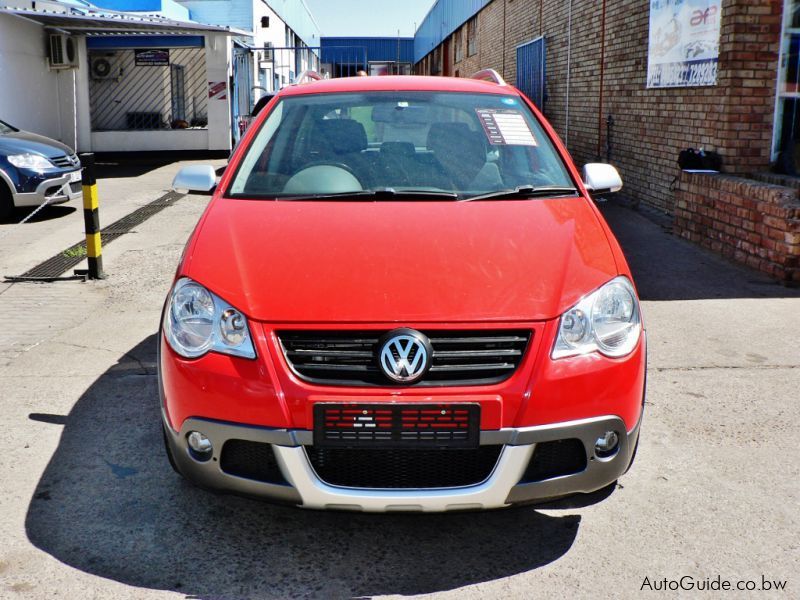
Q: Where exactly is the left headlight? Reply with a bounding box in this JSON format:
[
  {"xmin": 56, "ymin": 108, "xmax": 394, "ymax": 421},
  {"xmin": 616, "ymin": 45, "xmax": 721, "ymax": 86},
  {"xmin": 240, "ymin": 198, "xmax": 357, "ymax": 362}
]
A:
[
  {"xmin": 552, "ymin": 276, "xmax": 642, "ymax": 359},
  {"xmin": 7, "ymin": 153, "xmax": 55, "ymax": 171},
  {"xmin": 163, "ymin": 278, "xmax": 256, "ymax": 359}
]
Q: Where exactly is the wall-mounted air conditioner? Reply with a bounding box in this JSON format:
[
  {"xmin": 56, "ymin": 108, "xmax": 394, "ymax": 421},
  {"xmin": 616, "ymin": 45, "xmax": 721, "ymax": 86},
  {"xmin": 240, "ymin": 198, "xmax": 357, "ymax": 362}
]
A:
[
  {"xmin": 48, "ymin": 34, "xmax": 78, "ymax": 69},
  {"xmin": 90, "ymin": 54, "xmax": 120, "ymax": 80}
]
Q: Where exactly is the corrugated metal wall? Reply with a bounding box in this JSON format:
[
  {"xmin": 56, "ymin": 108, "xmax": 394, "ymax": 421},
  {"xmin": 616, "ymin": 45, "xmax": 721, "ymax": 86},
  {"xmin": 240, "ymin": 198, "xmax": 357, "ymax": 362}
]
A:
[
  {"xmin": 266, "ymin": 0, "xmax": 322, "ymax": 47},
  {"xmin": 516, "ymin": 37, "xmax": 546, "ymax": 109},
  {"xmin": 321, "ymin": 37, "xmax": 414, "ymax": 64},
  {"xmin": 414, "ymin": 0, "xmax": 491, "ymax": 63}
]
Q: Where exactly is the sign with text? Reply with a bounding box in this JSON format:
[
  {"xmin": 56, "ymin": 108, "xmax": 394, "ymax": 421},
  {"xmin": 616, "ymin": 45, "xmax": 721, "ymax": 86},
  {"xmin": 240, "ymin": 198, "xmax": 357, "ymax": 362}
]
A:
[
  {"xmin": 647, "ymin": 0, "xmax": 721, "ymax": 88},
  {"xmin": 134, "ymin": 49, "xmax": 170, "ymax": 67}
]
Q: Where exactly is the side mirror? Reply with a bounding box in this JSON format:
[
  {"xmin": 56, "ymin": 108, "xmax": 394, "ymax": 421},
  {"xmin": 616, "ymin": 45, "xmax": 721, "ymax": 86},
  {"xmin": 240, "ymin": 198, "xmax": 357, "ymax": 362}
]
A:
[
  {"xmin": 582, "ymin": 163, "xmax": 623, "ymax": 196},
  {"xmin": 172, "ymin": 165, "xmax": 217, "ymax": 194}
]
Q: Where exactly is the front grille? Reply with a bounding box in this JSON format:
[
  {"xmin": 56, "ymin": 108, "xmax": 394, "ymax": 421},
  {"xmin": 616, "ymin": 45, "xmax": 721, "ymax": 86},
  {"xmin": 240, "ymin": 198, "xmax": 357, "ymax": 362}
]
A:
[
  {"xmin": 220, "ymin": 439, "xmax": 287, "ymax": 485},
  {"xmin": 278, "ymin": 330, "xmax": 531, "ymax": 386},
  {"xmin": 520, "ymin": 439, "xmax": 587, "ymax": 483},
  {"xmin": 51, "ymin": 154, "xmax": 79, "ymax": 168},
  {"xmin": 305, "ymin": 445, "xmax": 503, "ymax": 488},
  {"xmin": 69, "ymin": 182, "xmax": 81, "ymax": 193}
]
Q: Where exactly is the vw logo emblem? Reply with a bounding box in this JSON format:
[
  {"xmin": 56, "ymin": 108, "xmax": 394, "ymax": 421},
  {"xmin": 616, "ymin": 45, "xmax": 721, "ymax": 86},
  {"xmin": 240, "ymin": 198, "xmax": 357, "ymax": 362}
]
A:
[{"xmin": 378, "ymin": 329, "xmax": 432, "ymax": 383}]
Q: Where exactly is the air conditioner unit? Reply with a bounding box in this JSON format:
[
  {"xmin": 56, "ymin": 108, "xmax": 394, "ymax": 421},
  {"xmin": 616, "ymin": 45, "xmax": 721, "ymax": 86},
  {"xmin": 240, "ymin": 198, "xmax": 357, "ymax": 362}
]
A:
[
  {"xmin": 90, "ymin": 54, "xmax": 120, "ymax": 80},
  {"xmin": 48, "ymin": 34, "xmax": 78, "ymax": 69}
]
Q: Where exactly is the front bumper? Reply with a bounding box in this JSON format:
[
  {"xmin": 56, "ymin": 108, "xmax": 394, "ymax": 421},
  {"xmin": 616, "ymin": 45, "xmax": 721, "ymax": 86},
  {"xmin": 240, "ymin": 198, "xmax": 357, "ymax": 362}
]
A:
[
  {"xmin": 12, "ymin": 171, "xmax": 82, "ymax": 207},
  {"xmin": 163, "ymin": 412, "xmax": 640, "ymax": 512}
]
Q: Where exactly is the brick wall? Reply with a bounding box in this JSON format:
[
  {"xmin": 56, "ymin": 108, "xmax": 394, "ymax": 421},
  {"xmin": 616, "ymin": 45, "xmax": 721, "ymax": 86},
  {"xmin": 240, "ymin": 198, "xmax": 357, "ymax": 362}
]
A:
[
  {"xmin": 675, "ymin": 173, "xmax": 800, "ymax": 283},
  {"xmin": 416, "ymin": 0, "xmax": 783, "ymax": 214}
]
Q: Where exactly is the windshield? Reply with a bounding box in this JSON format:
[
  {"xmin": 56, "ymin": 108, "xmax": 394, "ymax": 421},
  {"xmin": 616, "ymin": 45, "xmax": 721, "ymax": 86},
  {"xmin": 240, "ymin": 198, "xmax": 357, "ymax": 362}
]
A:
[{"xmin": 228, "ymin": 91, "xmax": 575, "ymax": 200}]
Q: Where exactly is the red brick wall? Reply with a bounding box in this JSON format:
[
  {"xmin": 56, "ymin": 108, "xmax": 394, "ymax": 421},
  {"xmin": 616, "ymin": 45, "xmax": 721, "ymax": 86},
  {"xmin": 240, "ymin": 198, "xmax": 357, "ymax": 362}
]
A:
[
  {"xmin": 416, "ymin": 0, "xmax": 783, "ymax": 214},
  {"xmin": 675, "ymin": 173, "xmax": 800, "ymax": 282}
]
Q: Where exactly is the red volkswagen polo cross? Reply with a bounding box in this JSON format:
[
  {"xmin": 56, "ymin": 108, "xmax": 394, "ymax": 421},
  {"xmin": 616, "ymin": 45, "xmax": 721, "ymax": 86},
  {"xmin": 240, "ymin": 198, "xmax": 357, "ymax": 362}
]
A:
[{"xmin": 160, "ymin": 72, "xmax": 646, "ymax": 512}]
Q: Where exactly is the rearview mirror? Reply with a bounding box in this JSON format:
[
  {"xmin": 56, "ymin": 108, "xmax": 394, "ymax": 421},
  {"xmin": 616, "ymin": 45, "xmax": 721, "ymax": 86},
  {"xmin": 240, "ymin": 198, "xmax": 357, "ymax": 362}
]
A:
[
  {"xmin": 172, "ymin": 165, "xmax": 217, "ymax": 194},
  {"xmin": 582, "ymin": 163, "xmax": 623, "ymax": 196}
]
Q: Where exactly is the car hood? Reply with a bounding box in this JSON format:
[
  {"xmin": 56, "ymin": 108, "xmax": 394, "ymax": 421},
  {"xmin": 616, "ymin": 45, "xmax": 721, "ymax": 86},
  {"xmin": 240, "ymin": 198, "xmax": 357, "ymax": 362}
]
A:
[
  {"xmin": 0, "ymin": 130, "xmax": 73, "ymax": 158},
  {"xmin": 185, "ymin": 197, "xmax": 619, "ymax": 323}
]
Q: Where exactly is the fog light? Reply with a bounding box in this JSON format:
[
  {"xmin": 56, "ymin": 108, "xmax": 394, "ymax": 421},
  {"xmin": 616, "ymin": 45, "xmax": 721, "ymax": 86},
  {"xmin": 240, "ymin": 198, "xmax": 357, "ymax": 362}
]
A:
[
  {"xmin": 594, "ymin": 431, "xmax": 619, "ymax": 458},
  {"xmin": 187, "ymin": 431, "xmax": 213, "ymax": 461}
]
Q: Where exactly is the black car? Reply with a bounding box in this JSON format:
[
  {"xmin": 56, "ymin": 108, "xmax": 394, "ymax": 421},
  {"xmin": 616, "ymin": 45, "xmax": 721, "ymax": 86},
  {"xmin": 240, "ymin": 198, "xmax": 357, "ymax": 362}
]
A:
[{"xmin": 0, "ymin": 119, "xmax": 82, "ymax": 219}]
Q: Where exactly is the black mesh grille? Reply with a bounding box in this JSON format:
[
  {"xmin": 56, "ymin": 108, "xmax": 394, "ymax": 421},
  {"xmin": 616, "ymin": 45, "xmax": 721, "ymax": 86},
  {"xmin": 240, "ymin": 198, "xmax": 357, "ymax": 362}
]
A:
[
  {"xmin": 305, "ymin": 446, "xmax": 503, "ymax": 488},
  {"xmin": 520, "ymin": 439, "xmax": 587, "ymax": 483},
  {"xmin": 220, "ymin": 440, "xmax": 287, "ymax": 485},
  {"xmin": 278, "ymin": 330, "xmax": 531, "ymax": 387}
]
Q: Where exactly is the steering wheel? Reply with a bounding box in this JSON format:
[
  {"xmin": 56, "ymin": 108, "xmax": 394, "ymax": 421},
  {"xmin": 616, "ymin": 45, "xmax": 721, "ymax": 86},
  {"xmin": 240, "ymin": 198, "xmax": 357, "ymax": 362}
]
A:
[{"xmin": 283, "ymin": 162, "xmax": 364, "ymax": 194}]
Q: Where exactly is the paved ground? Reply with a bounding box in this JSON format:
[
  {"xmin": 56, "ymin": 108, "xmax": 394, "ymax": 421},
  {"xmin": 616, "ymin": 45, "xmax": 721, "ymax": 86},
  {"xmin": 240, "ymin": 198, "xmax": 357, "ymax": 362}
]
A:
[{"xmin": 0, "ymin": 174, "xmax": 798, "ymax": 599}]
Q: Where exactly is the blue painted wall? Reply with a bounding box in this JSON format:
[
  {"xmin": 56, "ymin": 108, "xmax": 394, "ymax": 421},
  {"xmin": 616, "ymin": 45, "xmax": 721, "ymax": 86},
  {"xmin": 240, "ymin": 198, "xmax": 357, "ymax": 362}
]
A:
[
  {"xmin": 264, "ymin": 0, "xmax": 321, "ymax": 47},
  {"xmin": 89, "ymin": 0, "xmax": 190, "ymax": 21},
  {"xmin": 414, "ymin": 0, "xmax": 491, "ymax": 63},
  {"xmin": 176, "ymin": 0, "xmax": 254, "ymax": 34},
  {"xmin": 321, "ymin": 37, "xmax": 414, "ymax": 64},
  {"xmin": 87, "ymin": 35, "xmax": 205, "ymax": 49}
]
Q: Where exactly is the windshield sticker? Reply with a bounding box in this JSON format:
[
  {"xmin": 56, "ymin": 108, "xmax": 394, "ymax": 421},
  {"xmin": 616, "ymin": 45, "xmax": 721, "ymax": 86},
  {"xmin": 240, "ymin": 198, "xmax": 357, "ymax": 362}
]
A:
[
  {"xmin": 501, "ymin": 97, "xmax": 518, "ymax": 106},
  {"xmin": 476, "ymin": 109, "xmax": 538, "ymax": 146}
]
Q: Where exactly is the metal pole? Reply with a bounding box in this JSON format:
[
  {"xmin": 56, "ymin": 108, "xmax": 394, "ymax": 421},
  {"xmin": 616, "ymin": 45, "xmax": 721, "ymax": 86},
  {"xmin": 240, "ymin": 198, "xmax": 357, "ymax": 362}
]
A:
[{"xmin": 79, "ymin": 153, "xmax": 105, "ymax": 279}]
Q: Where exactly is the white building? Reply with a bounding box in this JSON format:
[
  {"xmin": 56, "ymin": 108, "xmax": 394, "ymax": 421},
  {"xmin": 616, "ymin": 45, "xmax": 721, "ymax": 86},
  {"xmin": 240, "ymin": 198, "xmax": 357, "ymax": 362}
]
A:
[
  {"xmin": 172, "ymin": 0, "xmax": 321, "ymax": 137},
  {"xmin": 0, "ymin": 0, "xmax": 245, "ymax": 153}
]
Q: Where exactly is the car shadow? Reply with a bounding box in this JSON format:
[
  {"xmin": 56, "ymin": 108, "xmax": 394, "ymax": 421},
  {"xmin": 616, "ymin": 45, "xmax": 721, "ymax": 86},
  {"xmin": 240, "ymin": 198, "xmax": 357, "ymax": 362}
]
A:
[
  {"xmin": 0, "ymin": 205, "xmax": 76, "ymax": 224},
  {"xmin": 25, "ymin": 335, "xmax": 581, "ymax": 599},
  {"xmin": 94, "ymin": 152, "xmax": 228, "ymax": 180},
  {"xmin": 598, "ymin": 200, "xmax": 800, "ymax": 301}
]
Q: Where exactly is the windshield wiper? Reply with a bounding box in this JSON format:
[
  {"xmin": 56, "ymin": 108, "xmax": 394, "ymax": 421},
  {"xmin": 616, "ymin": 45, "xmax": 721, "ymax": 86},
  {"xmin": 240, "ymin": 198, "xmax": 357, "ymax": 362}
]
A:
[
  {"xmin": 461, "ymin": 185, "xmax": 579, "ymax": 202},
  {"xmin": 276, "ymin": 188, "xmax": 459, "ymax": 201}
]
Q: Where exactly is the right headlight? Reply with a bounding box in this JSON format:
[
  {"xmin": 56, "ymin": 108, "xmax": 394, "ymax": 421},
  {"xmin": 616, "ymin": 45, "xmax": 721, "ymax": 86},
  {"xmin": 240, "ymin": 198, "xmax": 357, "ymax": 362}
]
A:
[
  {"xmin": 163, "ymin": 278, "xmax": 256, "ymax": 359},
  {"xmin": 552, "ymin": 276, "xmax": 642, "ymax": 359}
]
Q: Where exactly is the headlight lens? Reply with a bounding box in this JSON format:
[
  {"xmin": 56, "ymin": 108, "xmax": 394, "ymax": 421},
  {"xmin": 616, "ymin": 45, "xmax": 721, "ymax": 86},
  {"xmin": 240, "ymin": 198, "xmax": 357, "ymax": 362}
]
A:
[
  {"xmin": 552, "ymin": 276, "xmax": 642, "ymax": 359},
  {"xmin": 7, "ymin": 153, "xmax": 55, "ymax": 171},
  {"xmin": 164, "ymin": 278, "xmax": 256, "ymax": 359}
]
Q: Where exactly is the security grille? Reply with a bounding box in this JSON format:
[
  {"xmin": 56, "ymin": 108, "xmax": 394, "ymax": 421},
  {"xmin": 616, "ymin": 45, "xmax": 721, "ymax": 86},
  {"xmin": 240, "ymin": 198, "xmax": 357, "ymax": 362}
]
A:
[
  {"xmin": 88, "ymin": 48, "xmax": 207, "ymax": 131},
  {"xmin": 517, "ymin": 37, "xmax": 546, "ymax": 109}
]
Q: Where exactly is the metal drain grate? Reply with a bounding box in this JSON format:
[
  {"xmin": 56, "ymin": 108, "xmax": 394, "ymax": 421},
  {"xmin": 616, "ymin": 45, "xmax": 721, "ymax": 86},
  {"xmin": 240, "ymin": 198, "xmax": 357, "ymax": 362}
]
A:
[{"xmin": 11, "ymin": 191, "xmax": 185, "ymax": 280}]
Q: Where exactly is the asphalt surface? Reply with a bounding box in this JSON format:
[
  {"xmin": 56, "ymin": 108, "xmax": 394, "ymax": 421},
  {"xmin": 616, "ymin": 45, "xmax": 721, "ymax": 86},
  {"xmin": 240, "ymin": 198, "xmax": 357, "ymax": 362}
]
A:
[{"xmin": 0, "ymin": 174, "xmax": 798, "ymax": 599}]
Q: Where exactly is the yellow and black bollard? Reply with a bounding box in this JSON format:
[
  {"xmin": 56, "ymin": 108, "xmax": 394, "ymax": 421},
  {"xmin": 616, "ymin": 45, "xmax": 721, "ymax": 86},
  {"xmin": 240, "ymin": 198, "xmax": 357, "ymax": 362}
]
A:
[{"xmin": 79, "ymin": 153, "xmax": 105, "ymax": 279}]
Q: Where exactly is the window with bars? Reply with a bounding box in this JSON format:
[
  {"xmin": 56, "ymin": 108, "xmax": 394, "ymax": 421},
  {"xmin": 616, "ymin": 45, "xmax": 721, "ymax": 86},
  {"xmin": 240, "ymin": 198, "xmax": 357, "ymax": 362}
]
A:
[
  {"xmin": 467, "ymin": 17, "xmax": 478, "ymax": 57},
  {"xmin": 454, "ymin": 27, "xmax": 463, "ymax": 63}
]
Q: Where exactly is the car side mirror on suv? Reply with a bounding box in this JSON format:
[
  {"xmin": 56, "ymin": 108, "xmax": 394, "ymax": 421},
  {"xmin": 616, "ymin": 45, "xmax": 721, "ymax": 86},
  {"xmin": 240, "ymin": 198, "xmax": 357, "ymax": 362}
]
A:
[
  {"xmin": 172, "ymin": 165, "xmax": 217, "ymax": 195},
  {"xmin": 582, "ymin": 163, "xmax": 623, "ymax": 197}
]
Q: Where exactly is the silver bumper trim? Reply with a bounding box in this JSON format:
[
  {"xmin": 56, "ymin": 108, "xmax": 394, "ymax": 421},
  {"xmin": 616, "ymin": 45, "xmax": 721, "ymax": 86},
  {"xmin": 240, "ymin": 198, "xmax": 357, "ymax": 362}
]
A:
[
  {"xmin": 12, "ymin": 171, "xmax": 82, "ymax": 207},
  {"xmin": 163, "ymin": 413, "xmax": 640, "ymax": 512}
]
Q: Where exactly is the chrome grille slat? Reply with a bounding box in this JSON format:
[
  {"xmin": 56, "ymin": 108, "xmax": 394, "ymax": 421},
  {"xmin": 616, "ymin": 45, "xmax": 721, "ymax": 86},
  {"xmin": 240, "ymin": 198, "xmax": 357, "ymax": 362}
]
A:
[
  {"xmin": 433, "ymin": 349, "xmax": 521, "ymax": 358},
  {"xmin": 286, "ymin": 349, "xmax": 374, "ymax": 358},
  {"xmin": 50, "ymin": 154, "xmax": 80, "ymax": 168},
  {"xmin": 428, "ymin": 336, "xmax": 528, "ymax": 344},
  {"xmin": 297, "ymin": 363, "xmax": 378, "ymax": 372},
  {"xmin": 278, "ymin": 329, "xmax": 531, "ymax": 387},
  {"xmin": 429, "ymin": 363, "xmax": 516, "ymax": 372}
]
